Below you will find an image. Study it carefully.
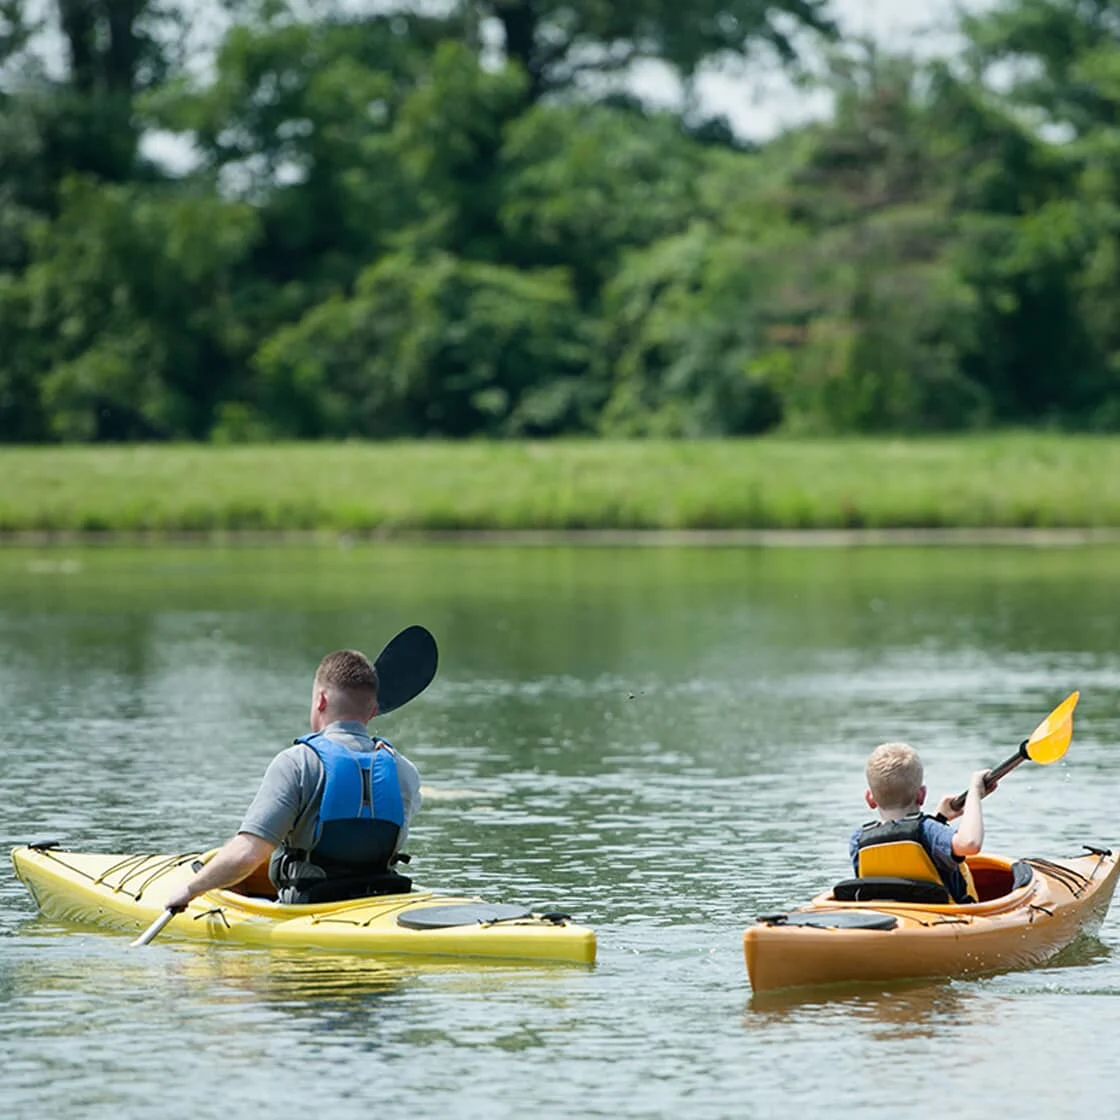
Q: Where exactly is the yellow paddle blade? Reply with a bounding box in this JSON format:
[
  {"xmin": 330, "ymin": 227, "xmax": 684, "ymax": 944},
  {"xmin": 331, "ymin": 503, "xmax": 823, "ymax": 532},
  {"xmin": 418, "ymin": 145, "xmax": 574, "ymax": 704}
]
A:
[{"xmin": 1024, "ymin": 690, "xmax": 1079, "ymax": 764}]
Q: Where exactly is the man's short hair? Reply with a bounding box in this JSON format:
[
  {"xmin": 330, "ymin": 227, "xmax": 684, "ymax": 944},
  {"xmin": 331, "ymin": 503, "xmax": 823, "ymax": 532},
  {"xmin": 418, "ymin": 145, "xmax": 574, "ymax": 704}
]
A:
[
  {"xmin": 866, "ymin": 742, "xmax": 923, "ymax": 810},
  {"xmin": 315, "ymin": 649, "xmax": 379, "ymax": 706}
]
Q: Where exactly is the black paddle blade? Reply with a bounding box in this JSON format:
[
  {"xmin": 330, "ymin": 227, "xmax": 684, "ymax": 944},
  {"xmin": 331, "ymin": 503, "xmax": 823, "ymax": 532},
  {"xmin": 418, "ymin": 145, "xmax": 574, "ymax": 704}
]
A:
[{"xmin": 374, "ymin": 625, "xmax": 439, "ymax": 716}]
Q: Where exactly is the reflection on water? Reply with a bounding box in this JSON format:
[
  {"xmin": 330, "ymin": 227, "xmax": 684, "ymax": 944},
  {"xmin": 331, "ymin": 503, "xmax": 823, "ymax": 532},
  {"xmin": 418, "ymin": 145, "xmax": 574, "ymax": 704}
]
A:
[
  {"xmin": 3, "ymin": 544, "xmax": 1120, "ymax": 1119},
  {"xmin": 747, "ymin": 978, "xmax": 975, "ymax": 1032},
  {"xmin": 1039, "ymin": 932, "xmax": 1114, "ymax": 971},
  {"xmin": 164, "ymin": 943, "xmax": 591, "ymax": 1011}
]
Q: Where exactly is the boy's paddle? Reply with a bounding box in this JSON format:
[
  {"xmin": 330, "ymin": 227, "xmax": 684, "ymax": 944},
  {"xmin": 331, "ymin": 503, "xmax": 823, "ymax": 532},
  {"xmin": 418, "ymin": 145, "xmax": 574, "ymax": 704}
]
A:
[
  {"xmin": 948, "ymin": 690, "xmax": 1079, "ymax": 813},
  {"xmin": 131, "ymin": 624, "xmax": 438, "ymax": 948}
]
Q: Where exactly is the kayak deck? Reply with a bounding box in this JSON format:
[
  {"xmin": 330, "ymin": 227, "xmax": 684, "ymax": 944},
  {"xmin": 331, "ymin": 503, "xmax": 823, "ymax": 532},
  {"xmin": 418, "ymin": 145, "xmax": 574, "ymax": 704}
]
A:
[
  {"xmin": 11, "ymin": 844, "xmax": 597, "ymax": 965},
  {"xmin": 743, "ymin": 847, "xmax": 1119, "ymax": 993}
]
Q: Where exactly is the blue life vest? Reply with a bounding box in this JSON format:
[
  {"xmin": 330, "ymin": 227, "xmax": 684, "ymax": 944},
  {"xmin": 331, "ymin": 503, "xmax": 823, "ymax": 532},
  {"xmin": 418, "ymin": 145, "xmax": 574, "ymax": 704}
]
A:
[{"xmin": 294, "ymin": 731, "xmax": 405, "ymax": 870}]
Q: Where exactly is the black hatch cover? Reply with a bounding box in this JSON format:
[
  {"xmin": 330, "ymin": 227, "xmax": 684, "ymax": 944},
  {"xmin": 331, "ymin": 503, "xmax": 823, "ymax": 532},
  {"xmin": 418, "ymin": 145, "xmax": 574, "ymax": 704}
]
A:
[
  {"xmin": 397, "ymin": 903, "xmax": 532, "ymax": 929},
  {"xmin": 768, "ymin": 910, "xmax": 898, "ymax": 931}
]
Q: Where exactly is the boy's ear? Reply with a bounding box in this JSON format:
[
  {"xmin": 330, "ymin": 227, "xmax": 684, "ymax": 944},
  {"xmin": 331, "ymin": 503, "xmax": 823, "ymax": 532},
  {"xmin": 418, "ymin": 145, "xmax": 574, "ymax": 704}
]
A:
[
  {"xmin": 864, "ymin": 789, "xmax": 877, "ymax": 810},
  {"xmin": 916, "ymin": 784, "xmax": 927, "ymax": 806}
]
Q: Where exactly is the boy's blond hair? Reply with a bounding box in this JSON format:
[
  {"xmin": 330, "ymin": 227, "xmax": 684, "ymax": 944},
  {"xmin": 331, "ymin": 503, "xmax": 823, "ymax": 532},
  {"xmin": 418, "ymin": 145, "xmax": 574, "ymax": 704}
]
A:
[{"xmin": 866, "ymin": 742, "xmax": 924, "ymax": 810}]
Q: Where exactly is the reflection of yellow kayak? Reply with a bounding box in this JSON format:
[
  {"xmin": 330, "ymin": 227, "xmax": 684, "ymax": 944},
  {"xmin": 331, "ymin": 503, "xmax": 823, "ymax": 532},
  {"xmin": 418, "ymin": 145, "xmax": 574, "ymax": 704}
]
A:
[
  {"xmin": 11, "ymin": 844, "xmax": 597, "ymax": 965},
  {"xmin": 743, "ymin": 848, "xmax": 1119, "ymax": 993}
]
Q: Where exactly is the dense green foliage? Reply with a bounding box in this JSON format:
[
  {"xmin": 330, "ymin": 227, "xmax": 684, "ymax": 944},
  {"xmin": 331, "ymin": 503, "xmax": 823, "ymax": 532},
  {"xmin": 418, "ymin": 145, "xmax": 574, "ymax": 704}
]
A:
[{"xmin": 1, "ymin": 0, "xmax": 1118, "ymax": 443}]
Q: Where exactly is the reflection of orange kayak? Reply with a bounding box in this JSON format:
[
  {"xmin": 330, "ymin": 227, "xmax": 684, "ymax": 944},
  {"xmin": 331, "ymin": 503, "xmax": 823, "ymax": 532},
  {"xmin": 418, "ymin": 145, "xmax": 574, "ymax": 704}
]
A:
[
  {"xmin": 11, "ymin": 844, "xmax": 597, "ymax": 965},
  {"xmin": 743, "ymin": 847, "xmax": 1119, "ymax": 993}
]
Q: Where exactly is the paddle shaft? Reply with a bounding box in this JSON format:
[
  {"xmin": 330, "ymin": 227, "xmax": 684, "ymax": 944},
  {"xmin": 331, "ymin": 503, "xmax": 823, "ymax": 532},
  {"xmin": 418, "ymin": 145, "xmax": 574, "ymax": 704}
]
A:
[
  {"xmin": 944, "ymin": 691, "xmax": 1078, "ymax": 815},
  {"xmin": 131, "ymin": 908, "xmax": 176, "ymax": 947},
  {"xmin": 948, "ymin": 742, "xmax": 1027, "ymax": 813}
]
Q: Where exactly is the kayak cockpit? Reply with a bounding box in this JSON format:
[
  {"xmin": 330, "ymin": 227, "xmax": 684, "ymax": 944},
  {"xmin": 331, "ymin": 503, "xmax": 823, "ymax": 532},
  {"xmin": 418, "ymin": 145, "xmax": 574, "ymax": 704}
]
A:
[
  {"xmin": 825, "ymin": 854, "xmax": 1035, "ymax": 908},
  {"xmin": 228, "ymin": 862, "xmax": 279, "ymax": 901},
  {"xmin": 211, "ymin": 852, "xmax": 417, "ymax": 906},
  {"xmin": 969, "ymin": 855, "xmax": 1035, "ymax": 901}
]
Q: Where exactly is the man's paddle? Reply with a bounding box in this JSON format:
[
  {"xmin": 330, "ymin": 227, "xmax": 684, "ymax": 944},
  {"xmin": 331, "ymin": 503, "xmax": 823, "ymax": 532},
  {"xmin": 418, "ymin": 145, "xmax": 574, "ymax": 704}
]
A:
[
  {"xmin": 948, "ymin": 690, "xmax": 1079, "ymax": 813},
  {"xmin": 130, "ymin": 624, "xmax": 438, "ymax": 948},
  {"xmin": 130, "ymin": 908, "xmax": 175, "ymax": 947},
  {"xmin": 374, "ymin": 624, "xmax": 439, "ymax": 716}
]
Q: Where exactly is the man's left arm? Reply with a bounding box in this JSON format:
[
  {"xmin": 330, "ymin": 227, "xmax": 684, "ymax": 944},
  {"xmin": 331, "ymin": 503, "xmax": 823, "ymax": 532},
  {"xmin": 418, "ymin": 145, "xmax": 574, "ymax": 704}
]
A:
[{"xmin": 393, "ymin": 752, "xmax": 422, "ymax": 853}]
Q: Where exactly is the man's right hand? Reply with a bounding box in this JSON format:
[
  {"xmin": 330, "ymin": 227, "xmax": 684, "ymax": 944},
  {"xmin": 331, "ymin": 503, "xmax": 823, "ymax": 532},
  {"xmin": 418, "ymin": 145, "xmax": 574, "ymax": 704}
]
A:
[{"xmin": 165, "ymin": 885, "xmax": 194, "ymax": 913}]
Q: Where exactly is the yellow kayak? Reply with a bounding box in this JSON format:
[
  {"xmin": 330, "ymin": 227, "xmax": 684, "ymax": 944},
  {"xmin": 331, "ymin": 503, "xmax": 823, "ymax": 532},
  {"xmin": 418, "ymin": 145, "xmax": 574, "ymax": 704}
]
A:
[
  {"xmin": 744, "ymin": 847, "xmax": 1119, "ymax": 993},
  {"xmin": 11, "ymin": 843, "xmax": 597, "ymax": 965}
]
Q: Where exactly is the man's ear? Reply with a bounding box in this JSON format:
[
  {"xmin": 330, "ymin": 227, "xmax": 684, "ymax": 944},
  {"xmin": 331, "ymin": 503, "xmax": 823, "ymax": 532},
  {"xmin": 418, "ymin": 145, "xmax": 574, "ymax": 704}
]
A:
[
  {"xmin": 316, "ymin": 688, "xmax": 329, "ymax": 713},
  {"xmin": 864, "ymin": 789, "xmax": 877, "ymax": 810}
]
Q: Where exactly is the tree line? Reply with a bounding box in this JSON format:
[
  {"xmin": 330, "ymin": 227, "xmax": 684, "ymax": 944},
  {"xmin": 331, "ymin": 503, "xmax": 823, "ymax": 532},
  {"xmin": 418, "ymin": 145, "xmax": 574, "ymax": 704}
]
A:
[{"xmin": 1, "ymin": 0, "xmax": 1117, "ymax": 443}]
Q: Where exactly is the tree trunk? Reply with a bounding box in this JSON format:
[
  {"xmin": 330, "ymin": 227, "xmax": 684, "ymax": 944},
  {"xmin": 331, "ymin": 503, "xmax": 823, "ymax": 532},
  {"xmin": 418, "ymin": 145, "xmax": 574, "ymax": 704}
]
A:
[
  {"xmin": 56, "ymin": 0, "xmax": 98, "ymax": 92},
  {"xmin": 55, "ymin": 0, "xmax": 142, "ymax": 94},
  {"xmin": 491, "ymin": 0, "xmax": 546, "ymax": 102},
  {"xmin": 105, "ymin": 0, "xmax": 141, "ymax": 95}
]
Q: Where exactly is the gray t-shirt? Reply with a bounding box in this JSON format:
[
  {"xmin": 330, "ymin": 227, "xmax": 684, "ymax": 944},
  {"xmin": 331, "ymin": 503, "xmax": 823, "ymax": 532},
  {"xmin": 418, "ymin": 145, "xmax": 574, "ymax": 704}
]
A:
[{"xmin": 239, "ymin": 721, "xmax": 422, "ymax": 856}]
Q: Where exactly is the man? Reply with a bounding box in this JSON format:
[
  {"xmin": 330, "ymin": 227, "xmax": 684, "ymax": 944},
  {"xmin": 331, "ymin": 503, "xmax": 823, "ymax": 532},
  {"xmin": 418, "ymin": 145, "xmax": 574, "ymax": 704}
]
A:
[{"xmin": 166, "ymin": 648, "xmax": 422, "ymax": 910}]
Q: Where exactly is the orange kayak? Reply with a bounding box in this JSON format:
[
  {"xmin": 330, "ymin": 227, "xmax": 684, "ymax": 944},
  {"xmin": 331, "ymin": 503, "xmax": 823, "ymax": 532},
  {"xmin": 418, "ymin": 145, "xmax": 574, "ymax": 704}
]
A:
[{"xmin": 744, "ymin": 846, "xmax": 1119, "ymax": 993}]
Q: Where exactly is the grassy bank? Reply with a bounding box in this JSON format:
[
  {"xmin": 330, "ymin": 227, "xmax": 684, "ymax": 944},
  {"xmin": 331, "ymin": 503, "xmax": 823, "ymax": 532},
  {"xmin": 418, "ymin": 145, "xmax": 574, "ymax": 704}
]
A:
[{"xmin": 1, "ymin": 435, "xmax": 1119, "ymax": 535}]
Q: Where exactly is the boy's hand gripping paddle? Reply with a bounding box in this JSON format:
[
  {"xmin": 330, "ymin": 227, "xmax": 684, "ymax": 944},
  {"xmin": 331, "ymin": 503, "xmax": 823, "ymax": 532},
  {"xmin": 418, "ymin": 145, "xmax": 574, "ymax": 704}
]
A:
[{"xmin": 948, "ymin": 690, "xmax": 1079, "ymax": 813}]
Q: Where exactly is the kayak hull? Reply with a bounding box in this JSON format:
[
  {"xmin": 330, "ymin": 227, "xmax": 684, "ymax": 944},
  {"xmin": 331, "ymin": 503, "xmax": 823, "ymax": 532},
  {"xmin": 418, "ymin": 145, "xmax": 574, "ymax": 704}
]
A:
[
  {"xmin": 11, "ymin": 845, "xmax": 596, "ymax": 965},
  {"xmin": 743, "ymin": 849, "xmax": 1119, "ymax": 993}
]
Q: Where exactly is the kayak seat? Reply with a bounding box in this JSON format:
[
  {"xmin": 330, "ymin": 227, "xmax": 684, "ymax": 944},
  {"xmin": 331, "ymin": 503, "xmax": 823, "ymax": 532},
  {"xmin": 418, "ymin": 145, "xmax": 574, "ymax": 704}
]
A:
[
  {"xmin": 222, "ymin": 863, "xmax": 418, "ymax": 904},
  {"xmin": 282, "ymin": 870, "xmax": 413, "ymax": 905},
  {"xmin": 832, "ymin": 877, "xmax": 951, "ymax": 904}
]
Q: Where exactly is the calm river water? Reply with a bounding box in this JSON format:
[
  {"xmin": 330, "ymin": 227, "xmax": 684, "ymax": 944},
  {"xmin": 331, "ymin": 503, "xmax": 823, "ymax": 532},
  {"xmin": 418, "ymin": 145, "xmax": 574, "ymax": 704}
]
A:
[{"xmin": 2, "ymin": 543, "xmax": 1120, "ymax": 1119}]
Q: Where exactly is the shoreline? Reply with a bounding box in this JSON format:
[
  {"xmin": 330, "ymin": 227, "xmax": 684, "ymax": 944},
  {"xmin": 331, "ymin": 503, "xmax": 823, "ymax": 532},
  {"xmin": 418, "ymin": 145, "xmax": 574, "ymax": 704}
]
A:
[
  {"xmin": 3, "ymin": 527, "xmax": 1120, "ymax": 547},
  {"xmin": 6, "ymin": 436, "xmax": 1120, "ymax": 540}
]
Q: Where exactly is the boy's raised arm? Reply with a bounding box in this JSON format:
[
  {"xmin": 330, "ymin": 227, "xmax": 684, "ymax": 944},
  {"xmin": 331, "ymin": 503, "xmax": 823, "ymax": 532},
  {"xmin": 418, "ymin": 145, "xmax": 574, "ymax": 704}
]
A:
[{"xmin": 944, "ymin": 770, "xmax": 996, "ymax": 856}]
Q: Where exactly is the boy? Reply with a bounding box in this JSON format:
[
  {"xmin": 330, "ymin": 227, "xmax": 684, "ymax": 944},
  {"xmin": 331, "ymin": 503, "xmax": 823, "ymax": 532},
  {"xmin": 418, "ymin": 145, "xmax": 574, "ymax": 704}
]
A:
[{"xmin": 849, "ymin": 741, "xmax": 995, "ymax": 903}]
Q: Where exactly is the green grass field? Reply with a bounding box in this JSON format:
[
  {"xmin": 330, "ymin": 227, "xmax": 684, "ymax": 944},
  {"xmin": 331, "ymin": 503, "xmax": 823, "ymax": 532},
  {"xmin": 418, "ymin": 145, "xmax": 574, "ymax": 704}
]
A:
[{"xmin": 0, "ymin": 435, "xmax": 1117, "ymax": 535}]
